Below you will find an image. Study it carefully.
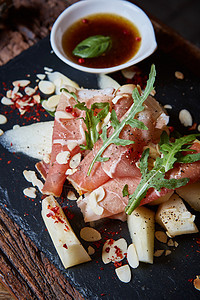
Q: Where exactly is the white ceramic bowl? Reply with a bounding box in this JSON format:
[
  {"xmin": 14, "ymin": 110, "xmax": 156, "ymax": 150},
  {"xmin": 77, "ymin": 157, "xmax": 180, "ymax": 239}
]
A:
[{"xmin": 50, "ymin": 0, "xmax": 157, "ymax": 74}]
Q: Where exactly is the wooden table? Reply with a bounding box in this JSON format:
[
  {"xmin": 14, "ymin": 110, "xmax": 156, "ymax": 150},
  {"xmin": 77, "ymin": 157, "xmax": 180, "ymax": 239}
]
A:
[{"xmin": 0, "ymin": 1, "xmax": 200, "ymax": 299}]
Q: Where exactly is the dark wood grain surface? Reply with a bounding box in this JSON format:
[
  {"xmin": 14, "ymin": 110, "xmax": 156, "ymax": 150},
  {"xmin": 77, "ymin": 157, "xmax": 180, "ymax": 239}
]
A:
[{"xmin": 0, "ymin": 1, "xmax": 200, "ymax": 299}]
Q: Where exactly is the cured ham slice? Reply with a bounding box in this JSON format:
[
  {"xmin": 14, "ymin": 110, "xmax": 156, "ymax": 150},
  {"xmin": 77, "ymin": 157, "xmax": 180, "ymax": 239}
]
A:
[
  {"xmin": 42, "ymin": 86, "xmax": 115, "ymax": 196},
  {"xmin": 68, "ymin": 95, "xmax": 169, "ymax": 194},
  {"xmin": 77, "ymin": 141, "xmax": 200, "ymax": 222}
]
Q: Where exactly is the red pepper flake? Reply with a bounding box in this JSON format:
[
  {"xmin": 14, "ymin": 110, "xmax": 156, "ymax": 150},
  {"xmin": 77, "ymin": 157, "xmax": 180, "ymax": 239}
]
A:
[
  {"xmin": 51, "ymin": 206, "xmax": 59, "ymax": 214},
  {"xmin": 7, "ymin": 160, "xmax": 11, "ymax": 164},
  {"xmin": 78, "ymin": 58, "xmax": 85, "ymax": 64},
  {"xmin": 114, "ymin": 245, "xmax": 123, "ymax": 259},
  {"xmin": 46, "ymin": 212, "xmax": 54, "ymax": 218},
  {"xmin": 135, "ymin": 37, "xmax": 141, "ymax": 42},
  {"xmin": 63, "ymin": 243, "xmax": 68, "ymax": 249},
  {"xmin": 114, "ymin": 261, "xmax": 122, "ymax": 268},
  {"xmin": 105, "ymin": 247, "xmax": 110, "ymax": 253},
  {"xmin": 100, "ymin": 293, "xmax": 106, "ymax": 296},
  {"xmin": 98, "ymin": 276, "xmax": 101, "ymax": 280},
  {"xmin": 108, "ymin": 239, "xmax": 114, "ymax": 246},
  {"xmin": 82, "ymin": 18, "xmax": 88, "ymax": 24}
]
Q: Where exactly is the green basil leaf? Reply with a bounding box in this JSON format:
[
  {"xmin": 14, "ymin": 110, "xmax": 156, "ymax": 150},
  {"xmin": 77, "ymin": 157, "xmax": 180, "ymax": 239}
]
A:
[{"xmin": 72, "ymin": 35, "xmax": 112, "ymax": 58}]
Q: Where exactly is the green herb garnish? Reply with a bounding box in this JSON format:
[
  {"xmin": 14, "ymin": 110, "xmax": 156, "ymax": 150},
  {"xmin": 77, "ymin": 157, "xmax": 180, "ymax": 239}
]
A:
[
  {"xmin": 74, "ymin": 100, "xmax": 110, "ymax": 150},
  {"xmin": 124, "ymin": 131, "xmax": 200, "ymax": 214},
  {"xmin": 72, "ymin": 35, "xmax": 112, "ymax": 58},
  {"xmin": 87, "ymin": 64, "xmax": 156, "ymax": 176}
]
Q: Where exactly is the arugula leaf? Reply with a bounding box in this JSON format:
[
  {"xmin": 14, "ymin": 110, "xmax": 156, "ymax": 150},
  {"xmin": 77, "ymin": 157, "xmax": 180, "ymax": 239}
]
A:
[
  {"xmin": 87, "ymin": 64, "xmax": 156, "ymax": 176},
  {"xmin": 72, "ymin": 35, "xmax": 112, "ymax": 58},
  {"xmin": 125, "ymin": 132, "xmax": 200, "ymax": 214},
  {"xmin": 74, "ymin": 100, "xmax": 110, "ymax": 151}
]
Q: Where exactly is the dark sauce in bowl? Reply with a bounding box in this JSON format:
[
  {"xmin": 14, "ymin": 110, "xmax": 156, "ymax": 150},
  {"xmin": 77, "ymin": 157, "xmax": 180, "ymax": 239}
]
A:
[{"xmin": 62, "ymin": 13, "xmax": 141, "ymax": 69}]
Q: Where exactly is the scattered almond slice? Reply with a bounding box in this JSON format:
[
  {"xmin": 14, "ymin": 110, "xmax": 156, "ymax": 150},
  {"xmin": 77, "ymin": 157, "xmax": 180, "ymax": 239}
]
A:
[
  {"xmin": 25, "ymin": 86, "xmax": 36, "ymax": 96},
  {"xmin": 0, "ymin": 114, "xmax": 7, "ymax": 125},
  {"xmin": 42, "ymin": 100, "xmax": 56, "ymax": 112},
  {"xmin": 164, "ymin": 104, "xmax": 172, "ymax": 109},
  {"xmin": 174, "ymin": 241, "xmax": 179, "ymax": 247},
  {"xmin": 46, "ymin": 95, "xmax": 60, "ymax": 108},
  {"xmin": 65, "ymin": 168, "xmax": 77, "ymax": 175},
  {"xmin": 165, "ymin": 250, "xmax": 172, "ymax": 256},
  {"xmin": 23, "ymin": 170, "xmax": 43, "ymax": 192},
  {"xmin": 69, "ymin": 153, "xmax": 81, "ymax": 169},
  {"xmin": 67, "ymin": 141, "xmax": 78, "ymax": 151},
  {"xmin": 67, "ymin": 191, "xmax": 77, "ymax": 201},
  {"xmin": 179, "ymin": 109, "xmax": 193, "ymax": 127},
  {"xmin": 115, "ymin": 265, "xmax": 131, "ymax": 283},
  {"xmin": 56, "ymin": 151, "xmax": 70, "ymax": 165},
  {"xmin": 175, "ymin": 71, "xmax": 184, "ymax": 80},
  {"xmin": 44, "ymin": 67, "xmax": 53, "ymax": 72},
  {"xmin": 1, "ymin": 97, "xmax": 14, "ymax": 105},
  {"xmin": 127, "ymin": 243, "xmax": 139, "ymax": 268},
  {"xmin": 80, "ymin": 227, "xmax": 101, "ymax": 242},
  {"xmin": 39, "ymin": 80, "xmax": 55, "ymax": 94},
  {"xmin": 121, "ymin": 67, "xmax": 136, "ymax": 79},
  {"xmin": 36, "ymin": 74, "xmax": 46, "ymax": 80},
  {"xmin": 155, "ymin": 231, "xmax": 168, "ymax": 243},
  {"xmin": 89, "ymin": 190, "xmax": 104, "ymax": 216},
  {"xmin": 33, "ymin": 94, "xmax": 41, "ymax": 103},
  {"xmin": 102, "ymin": 239, "xmax": 113, "ymax": 264},
  {"xmin": 167, "ymin": 239, "xmax": 174, "ymax": 247},
  {"xmin": 55, "ymin": 110, "xmax": 74, "ymax": 120},
  {"xmin": 13, "ymin": 80, "xmax": 30, "ymax": 87},
  {"xmin": 193, "ymin": 276, "xmax": 200, "ymax": 291},
  {"xmin": 88, "ymin": 246, "xmax": 95, "ymax": 255},
  {"xmin": 154, "ymin": 250, "xmax": 164, "ymax": 257},
  {"xmin": 23, "ymin": 187, "xmax": 37, "ymax": 198},
  {"xmin": 109, "ymin": 238, "xmax": 127, "ymax": 263},
  {"xmin": 0, "ymin": 129, "xmax": 4, "ymax": 136}
]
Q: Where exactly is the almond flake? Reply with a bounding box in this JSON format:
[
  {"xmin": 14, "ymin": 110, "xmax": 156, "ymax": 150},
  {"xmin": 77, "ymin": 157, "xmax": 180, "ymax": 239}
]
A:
[
  {"xmin": 56, "ymin": 151, "xmax": 70, "ymax": 165},
  {"xmin": 179, "ymin": 109, "xmax": 193, "ymax": 127},
  {"xmin": 38, "ymin": 80, "xmax": 55, "ymax": 94},
  {"xmin": 164, "ymin": 104, "xmax": 172, "ymax": 110},
  {"xmin": 193, "ymin": 276, "xmax": 200, "ymax": 291},
  {"xmin": 13, "ymin": 80, "xmax": 30, "ymax": 87},
  {"xmin": 25, "ymin": 86, "xmax": 36, "ymax": 96},
  {"xmin": 23, "ymin": 170, "xmax": 43, "ymax": 192},
  {"xmin": 102, "ymin": 239, "xmax": 113, "ymax": 264},
  {"xmin": 175, "ymin": 71, "xmax": 184, "ymax": 80},
  {"xmin": 44, "ymin": 67, "xmax": 53, "ymax": 72},
  {"xmin": 127, "ymin": 243, "xmax": 139, "ymax": 268},
  {"xmin": 33, "ymin": 94, "xmax": 41, "ymax": 103},
  {"xmin": 0, "ymin": 129, "xmax": 4, "ymax": 136},
  {"xmin": 42, "ymin": 100, "xmax": 56, "ymax": 112},
  {"xmin": 36, "ymin": 74, "xmax": 46, "ymax": 80},
  {"xmin": 67, "ymin": 191, "xmax": 77, "ymax": 200},
  {"xmin": 0, "ymin": 114, "xmax": 7, "ymax": 124},
  {"xmin": 155, "ymin": 231, "xmax": 168, "ymax": 243},
  {"xmin": 167, "ymin": 239, "xmax": 174, "ymax": 247},
  {"xmin": 174, "ymin": 241, "xmax": 179, "ymax": 247},
  {"xmin": 65, "ymin": 168, "xmax": 77, "ymax": 175},
  {"xmin": 80, "ymin": 227, "xmax": 101, "ymax": 242},
  {"xmin": 121, "ymin": 67, "xmax": 136, "ymax": 79},
  {"xmin": 115, "ymin": 265, "xmax": 131, "ymax": 283},
  {"xmin": 6, "ymin": 90, "xmax": 12, "ymax": 98},
  {"xmin": 46, "ymin": 95, "xmax": 60, "ymax": 108},
  {"xmin": 67, "ymin": 141, "xmax": 78, "ymax": 151},
  {"xmin": 154, "ymin": 249, "xmax": 164, "ymax": 257},
  {"xmin": 23, "ymin": 187, "xmax": 37, "ymax": 198},
  {"xmin": 89, "ymin": 192, "xmax": 104, "ymax": 216},
  {"xmin": 1, "ymin": 97, "xmax": 14, "ymax": 105},
  {"xmin": 109, "ymin": 238, "xmax": 127, "ymax": 262},
  {"xmin": 165, "ymin": 250, "xmax": 172, "ymax": 256},
  {"xmin": 69, "ymin": 153, "xmax": 81, "ymax": 169},
  {"xmin": 88, "ymin": 246, "xmax": 95, "ymax": 255}
]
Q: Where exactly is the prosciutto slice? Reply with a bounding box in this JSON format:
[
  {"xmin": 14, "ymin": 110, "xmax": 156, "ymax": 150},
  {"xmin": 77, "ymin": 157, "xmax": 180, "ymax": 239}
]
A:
[{"xmin": 42, "ymin": 86, "xmax": 115, "ymax": 196}]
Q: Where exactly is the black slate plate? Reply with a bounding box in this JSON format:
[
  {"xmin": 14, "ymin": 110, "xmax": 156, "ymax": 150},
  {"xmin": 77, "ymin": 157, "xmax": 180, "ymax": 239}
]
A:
[{"xmin": 0, "ymin": 36, "xmax": 200, "ymax": 300}]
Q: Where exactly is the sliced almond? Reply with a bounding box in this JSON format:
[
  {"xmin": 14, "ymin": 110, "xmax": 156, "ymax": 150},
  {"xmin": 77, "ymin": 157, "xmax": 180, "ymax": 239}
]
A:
[
  {"xmin": 121, "ymin": 67, "xmax": 136, "ymax": 79},
  {"xmin": 88, "ymin": 246, "xmax": 95, "ymax": 255},
  {"xmin": 127, "ymin": 243, "xmax": 139, "ymax": 268},
  {"xmin": 193, "ymin": 276, "xmax": 200, "ymax": 291},
  {"xmin": 56, "ymin": 151, "xmax": 70, "ymax": 165},
  {"xmin": 36, "ymin": 74, "xmax": 46, "ymax": 80},
  {"xmin": 23, "ymin": 187, "xmax": 37, "ymax": 198},
  {"xmin": 0, "ymin": 114, "xmax": 7, "ymax": 124},
  {"xmin": 102, "ymin": 239, "xmax": 113, "ymax": 264},
  {"xmin": 46, "ymin": 95, "xmax": 60, "ymax": 108},
  {"xmin": 175, "ymin": 71, "xmax": 184, "ymax": 80},
  {"xmin": 38, "ymin": 80, "xmax": 55, "ymax": 94},
  {"xmin": 0, "ymin": 129, "xmax": 4, "ymax": 136},
  {"xmin": 165, "ymin": 250, "xmax": 172, "ymax": 256},
  {"xmin": 67, "ymin": 141, "xmax": 78, "ymax": 151},
  {"xmin": 155, "ymin": 231, "xmax": 168, "ymax": 243},
  {"xmin": 23, "ymin": 170, "xmax": 43, "ymax": 192},
  {"xmin": 80, "ymin": 227, "xmax": 101, "ymax": 242},
  {"xmin": 167, "ymin": 239, "xmax": 174, "ymax": 247},
  {"xmin": 115, "ymin": 265, "xmax": 131, "ymax": 283},
  {"xmin": 33, "ymin": 94, "xmax": 41, "ymax": 103},
  {"xmin": 67, "ymin": 191, "xmax": 77, "ymax": 201},
  {"xmin": 69, "ymin": 153, "xmax": 81, "ymax": 169},
  {"xmin": 42, "ymin": 100, "xmax": 56, "ymax": 112},
  {"xmin": 65, "ymin": 168, "xmax": 77, "ymax": 175},
  {"xmin": 13, "ymin": 80, "xmax": 30, "ymax": 87},
  {"xmin": 164, "ymin": 104, "xmax": 172, "ymax": 110},
  {"xmin": 1, "ymin": 97, "xmax": 14, "ymax": 105},
  {"xmin": 179, "ymin": 109, "xmax": 193, "ymax": 127},
  {"xmin": 89, "ymin": 192, "xmax": 104, "ymax": 216},
  {"xmin": 154, "ymin": 249, "xmax": 164, "ymax": 257},
  {"xmin": 25, "ymin": 86, "xmax": 36, "ymax": 96},
  {"xmin": 109, "ymin": 238, "xmax": 127, "ymax": 262}
]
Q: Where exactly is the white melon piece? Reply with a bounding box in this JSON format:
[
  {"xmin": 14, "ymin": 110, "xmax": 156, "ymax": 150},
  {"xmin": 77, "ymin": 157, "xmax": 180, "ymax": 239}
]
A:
[
  {"xmin": 127, "ymin": 206, "xmax": 155, "ymax": 264},
  {"xmin": 155, "ymin": 194, "xmax": 199, "ymax": 237},
  {"xmin": 176, "ymin": 182, "xmax": 200, "ymax": 212},
  {"xmin": 0, "ymin": 121, "xmax": 53, "ymax": 160},
  {"xmin": 42, "ymin": 196, "xmax": 91, "ymax": 268},
  {"xmin": 148, "ymin": 191, "xmax": 174, "ymax": 205}
]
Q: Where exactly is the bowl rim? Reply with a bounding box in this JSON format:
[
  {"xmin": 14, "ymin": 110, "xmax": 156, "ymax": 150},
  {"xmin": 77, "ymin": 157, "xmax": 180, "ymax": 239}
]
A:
[{"xmin": 50, "ymin": 0, "xmax": 157, "ymax": 74}]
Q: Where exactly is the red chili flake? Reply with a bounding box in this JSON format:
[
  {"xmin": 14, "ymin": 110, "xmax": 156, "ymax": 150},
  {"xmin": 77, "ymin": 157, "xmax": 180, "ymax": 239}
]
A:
[
  {"xmin": 54, "ymin": 216, "xmax": 64, "ymax": 224},
  {"xmin": 63, "ymin": 243, "xmax": 68, "ymax": 249},
  {"xmin": 105, "ymin": 247, "xmax": 110, "ymax": 253},
  {"xmin": 78, "ymin": 58, "xmax": 85, "ymax": 64},
  {"xmin": 65, "ymin": 106, "xmax": 73, "ymax": 113},
  {"xmin": 135, "ymin": 37, "xmax": 141, "ymax": 42},
  {"xmin": 100, "ymin": 294, "xmax": 106, "ymax": 296},
  {"xmin": 7, "ymin": 160, "xmax": 11, "ymax": 164},
  {"xmin": 114, "ymin": 245, "xmax": 123, "ymax": 259},
  {"xmin": 108, "ymin": 239, "xmax": 114, "ymax": 246},
  {"xmin": 188, "ymin": 278, "xmax": 193, "ymax": 283},
  {"xmin": 98, "ymin": 276, "xmax": 101, "ymax": 280},
  {"xmin": 50, "ymin": 206, "xmax": 59, "ymax": 214},
  {"xmin": 82, "ymin": 18, "xmax": 88, "ymax": 24},
  {"xmin": 114, "ymin": 261, "xmax": 122, "ymax": 268},
  {"xmin": 46, "ymin": 212, "xmax": 54, "ymax": 218}
]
